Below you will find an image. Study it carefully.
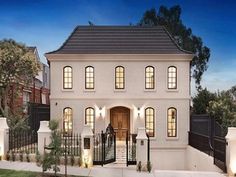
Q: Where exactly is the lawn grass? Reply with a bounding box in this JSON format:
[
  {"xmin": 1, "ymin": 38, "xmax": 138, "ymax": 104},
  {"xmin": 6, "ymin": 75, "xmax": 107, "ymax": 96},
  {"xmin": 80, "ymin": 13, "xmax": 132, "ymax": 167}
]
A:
[{"xmin": 0, "ymin": 169, "xmax": 85, "ymax": 177}]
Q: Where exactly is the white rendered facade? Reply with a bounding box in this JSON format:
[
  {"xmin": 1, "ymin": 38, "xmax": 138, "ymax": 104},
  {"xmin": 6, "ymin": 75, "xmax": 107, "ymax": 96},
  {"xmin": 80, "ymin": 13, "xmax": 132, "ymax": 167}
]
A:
[{"xmin": 47, "ymin": 53, "xmax": 192, "ymax": 169}]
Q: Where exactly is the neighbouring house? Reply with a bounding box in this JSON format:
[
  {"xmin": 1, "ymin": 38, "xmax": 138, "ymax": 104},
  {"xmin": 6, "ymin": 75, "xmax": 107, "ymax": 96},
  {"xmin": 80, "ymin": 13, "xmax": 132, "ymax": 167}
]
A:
[
  {"xmin": 11, "ymin": 47, "xmax": 50, "ymax": 113},
  {"xmin": 45, "ymin": 26, "xmax": 194, "ymax": 169}
]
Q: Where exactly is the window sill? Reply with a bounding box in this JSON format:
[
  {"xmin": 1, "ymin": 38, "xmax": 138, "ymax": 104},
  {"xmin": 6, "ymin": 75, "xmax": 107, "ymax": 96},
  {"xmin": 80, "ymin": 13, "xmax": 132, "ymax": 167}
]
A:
[
  {"xmin": 166, "ymin": 89, "xmax": 179, "ymax": 93},
  {"xmin": 83, "ymin": 89, "xmax": 96, "ymax": 92},
  {"xmin": 144, "ymin": 89, "xmax": 156, "ymax": 92},
  {"xmin": 166, "ymin": 137, "xmax": 179, "ymax": 141},
  {"xmin": 114, "ymin": 89, "xmax": 126, "ymax": 92},
  {"xmin": 61, "ymin": 89, "xmax": 74, "ymax": 92}
]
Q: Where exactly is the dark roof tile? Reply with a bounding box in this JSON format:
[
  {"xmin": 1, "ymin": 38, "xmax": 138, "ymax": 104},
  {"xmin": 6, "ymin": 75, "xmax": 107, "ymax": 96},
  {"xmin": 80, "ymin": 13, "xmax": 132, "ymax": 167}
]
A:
[{"xmin": 47, "ymin": 26, "xmax": 192, "ymax": 55}]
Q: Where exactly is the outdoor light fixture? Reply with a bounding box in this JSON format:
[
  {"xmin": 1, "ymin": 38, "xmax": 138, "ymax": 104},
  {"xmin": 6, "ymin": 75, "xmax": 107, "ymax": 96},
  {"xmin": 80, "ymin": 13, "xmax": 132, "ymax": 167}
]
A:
[
  {"xmin": 99, "ymin": 107, "xmax": 102, "ymax": 117},
  {"xmin": 137, "ymin": 107, "xmax": 141, "ymax": 117}
]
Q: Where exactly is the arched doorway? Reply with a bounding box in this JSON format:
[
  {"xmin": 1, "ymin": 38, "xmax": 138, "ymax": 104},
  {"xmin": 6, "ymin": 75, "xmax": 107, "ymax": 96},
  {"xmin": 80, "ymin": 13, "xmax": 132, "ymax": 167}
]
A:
[{"xmin": 110, "ymin": 106, "xmax": 130, "ymax": 141}]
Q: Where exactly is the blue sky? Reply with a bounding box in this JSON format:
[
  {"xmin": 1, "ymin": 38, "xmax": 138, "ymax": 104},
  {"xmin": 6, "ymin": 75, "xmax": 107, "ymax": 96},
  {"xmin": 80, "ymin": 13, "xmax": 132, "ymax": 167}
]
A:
[{"xmin": 0, "ymin": 0, "xmax": 235, "ymax": 94}]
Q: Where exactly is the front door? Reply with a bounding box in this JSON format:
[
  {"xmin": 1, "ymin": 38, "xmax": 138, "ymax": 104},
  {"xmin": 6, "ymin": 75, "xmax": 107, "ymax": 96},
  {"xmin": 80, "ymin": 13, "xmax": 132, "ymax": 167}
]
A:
[{"xmin": 110, "ymin": 107, "xmax": 130, "ymax": 141}]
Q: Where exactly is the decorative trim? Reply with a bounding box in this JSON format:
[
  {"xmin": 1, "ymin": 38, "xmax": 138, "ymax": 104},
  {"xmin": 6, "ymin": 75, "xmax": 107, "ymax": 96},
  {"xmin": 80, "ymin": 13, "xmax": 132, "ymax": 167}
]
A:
[{"xmin": 46, "ymin": 53, "xmax": 194, "ymax": 61}]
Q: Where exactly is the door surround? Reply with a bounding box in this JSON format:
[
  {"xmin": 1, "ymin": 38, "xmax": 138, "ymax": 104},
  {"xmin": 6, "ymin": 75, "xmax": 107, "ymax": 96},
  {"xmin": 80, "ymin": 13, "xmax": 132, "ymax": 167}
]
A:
[{"xmin": 110, "ymin": 106, "xmax": 130, "ymax": 141}]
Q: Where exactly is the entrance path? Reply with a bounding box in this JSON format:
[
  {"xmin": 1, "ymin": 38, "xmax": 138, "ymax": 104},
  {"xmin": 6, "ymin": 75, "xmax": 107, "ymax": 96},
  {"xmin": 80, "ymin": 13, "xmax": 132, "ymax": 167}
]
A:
[{"xmin": 0, "ymin": 161, "xmax": 226, "ymax": 177}]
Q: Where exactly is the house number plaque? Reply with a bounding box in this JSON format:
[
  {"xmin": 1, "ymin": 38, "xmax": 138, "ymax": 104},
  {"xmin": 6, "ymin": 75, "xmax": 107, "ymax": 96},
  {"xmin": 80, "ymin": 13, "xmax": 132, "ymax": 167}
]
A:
[{"xmin": 84, "ymin": 138, "xmax": 90, "ymax": 149}]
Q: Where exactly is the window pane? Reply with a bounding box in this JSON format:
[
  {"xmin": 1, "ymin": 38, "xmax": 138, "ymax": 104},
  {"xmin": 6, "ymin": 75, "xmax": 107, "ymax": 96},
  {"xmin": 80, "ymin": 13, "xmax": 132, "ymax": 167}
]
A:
[
  {"xmin": 115, "ymin": 66, "xmax": 125, "ymax": 89},
  {"xmin": 85, "ymin": 107, "xmax": 95, "ymax": 132},
  {"xmin": 168, "ymin": 66, "xmax": 177, "ymax": 89},
  {"xmin": 167, "ymin": 108, "xmax": 177, "ymax": 137},
  {"xmin": 145, "ymin": 107, "xmax": 155, "ymax": 137},
  {"xmin": 63, "ymin": 66, "xmax": 72, "ymax": 89},
  {"xmin": 85, "ymin": 66, "xmax": 94, "ymax": 89},
  {"xmin": 145, "ymin": 66, "xmax": 155, "ymax": 89},
  {"xmin": 63, "ymin": 107, "xmax": 73, "ymax": 135}
]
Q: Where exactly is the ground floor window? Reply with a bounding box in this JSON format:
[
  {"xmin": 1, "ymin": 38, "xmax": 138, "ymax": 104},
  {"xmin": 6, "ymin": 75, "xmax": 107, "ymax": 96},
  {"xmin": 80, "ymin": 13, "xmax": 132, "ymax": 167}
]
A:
[
  {"xmin": 85, "ymin": 107, "xmax": 95, "ymax": 132},
  {"xmin": 63, "ymin": 107, "xmax": 73, "ymax": 135},
  {"xmin": 167, "ymin": 107, "xmax": 177, "ymax": 137},
  {"xmin": 145, "ymin": 107, "xmax": 155, "ymax": 137}
]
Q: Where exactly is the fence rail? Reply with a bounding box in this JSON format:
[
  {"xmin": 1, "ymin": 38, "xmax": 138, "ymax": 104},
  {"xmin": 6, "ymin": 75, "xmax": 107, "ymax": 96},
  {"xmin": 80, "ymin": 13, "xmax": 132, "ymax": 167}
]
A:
[
  {"xmin": 60, "ymin": 132, "xmax": 81, "ymax": 157},
  {"xmin": 9, "ymin": 129, "xmax": 38, "ymax": 154}
]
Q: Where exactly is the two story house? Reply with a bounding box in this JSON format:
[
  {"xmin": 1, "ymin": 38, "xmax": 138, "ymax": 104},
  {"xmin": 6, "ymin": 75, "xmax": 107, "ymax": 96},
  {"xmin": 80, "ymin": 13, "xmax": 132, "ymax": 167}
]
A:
[{"xmin": 46, "ymin": 26, "xmax": 193, "ymax": 169}]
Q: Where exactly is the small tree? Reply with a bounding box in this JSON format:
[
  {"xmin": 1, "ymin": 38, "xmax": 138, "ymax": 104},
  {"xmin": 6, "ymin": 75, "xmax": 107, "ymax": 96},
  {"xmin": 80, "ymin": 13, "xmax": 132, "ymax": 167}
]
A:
[{"xmin": 42, "ymin": 120, "xmax": 62, "ymax": 176}]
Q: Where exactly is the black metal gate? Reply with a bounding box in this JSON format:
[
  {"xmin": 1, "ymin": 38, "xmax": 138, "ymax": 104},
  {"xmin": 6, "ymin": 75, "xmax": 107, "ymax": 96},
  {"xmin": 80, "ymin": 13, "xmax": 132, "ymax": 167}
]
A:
[
  {"xmin": 93, "ymin": 124, "xmax": 116, "ymax": 166},
  {"xmin": 189, "ymin": 114, "xmax": 227, "ymax": 172}
]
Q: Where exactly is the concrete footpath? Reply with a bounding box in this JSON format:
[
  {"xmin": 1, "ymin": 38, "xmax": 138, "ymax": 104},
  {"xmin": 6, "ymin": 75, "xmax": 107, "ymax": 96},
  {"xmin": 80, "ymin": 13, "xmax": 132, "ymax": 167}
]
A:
[{"xmin": 0, "ymin": 161, "xmax": 226, "ymax": 177}]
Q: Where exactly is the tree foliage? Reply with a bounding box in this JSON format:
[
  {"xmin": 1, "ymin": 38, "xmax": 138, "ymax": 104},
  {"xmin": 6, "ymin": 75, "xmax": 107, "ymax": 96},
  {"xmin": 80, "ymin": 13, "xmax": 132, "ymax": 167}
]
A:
[
  {"xmin": 207, "ymin": 88, "xmax": 236, "ymax": 130},
  {"xmin": 42, "ymin": 120, "xmax": 62, "ymax": 176},
  {"xmin": 192, "ymin": 88, "xmax": 216, "ymax": 114},
  {"xmin": 0, "ymin": 39, "xmax": 40, "ymax": 117},
  {"xmin": 139, "ymin": 6, "xmax": 210, "ymax": 89}
]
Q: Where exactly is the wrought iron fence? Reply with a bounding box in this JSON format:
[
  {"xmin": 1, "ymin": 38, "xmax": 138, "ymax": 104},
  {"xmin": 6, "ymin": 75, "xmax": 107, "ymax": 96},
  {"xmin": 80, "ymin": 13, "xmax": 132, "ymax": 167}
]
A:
[
  {"xmin": 126, "ymin": 133, "xmax": 137, "ymax": 166},
  {"xmin": 9, "ymin": 129, "xmax": 38, "ymax": 154},
  {"xmin": 60, "ymin": 132, "xmax": 81, "ymax": 157}
]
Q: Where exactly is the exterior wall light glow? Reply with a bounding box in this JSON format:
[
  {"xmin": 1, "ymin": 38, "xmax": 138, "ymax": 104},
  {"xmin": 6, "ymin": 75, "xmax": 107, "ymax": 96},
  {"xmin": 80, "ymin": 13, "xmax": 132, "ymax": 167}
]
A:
[{"xmin": 137, "ymin": 107, "xmax": 141, "ymax": 118}]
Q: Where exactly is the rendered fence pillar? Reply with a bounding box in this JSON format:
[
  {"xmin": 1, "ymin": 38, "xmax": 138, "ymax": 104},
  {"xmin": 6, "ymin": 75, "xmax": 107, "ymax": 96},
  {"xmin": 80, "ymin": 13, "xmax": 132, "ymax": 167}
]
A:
[
  {"xmin": 136, "ymin": 127, "xmax": 148, "ymax": 164},
  {"xmin": 0, "ymin": 117, "xmax": 9, "ymax": 159},
  {"xmin": 81, "ymin": 125, "xmax": 94, "ymax": 168},
  {"xmin": 37, "ymin": 121, "xmax": 52, "ymax": 154},
  {"xmin": 225, "ymin": 127, "xmax": 236, "ymax": 176}
]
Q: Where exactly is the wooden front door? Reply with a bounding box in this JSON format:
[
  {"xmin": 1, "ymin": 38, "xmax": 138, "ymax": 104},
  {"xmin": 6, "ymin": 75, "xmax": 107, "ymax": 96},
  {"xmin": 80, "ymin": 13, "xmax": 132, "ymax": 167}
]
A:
[{"xmin": 110, "ymin": 107, "xmax": 130, "ymax": 141}]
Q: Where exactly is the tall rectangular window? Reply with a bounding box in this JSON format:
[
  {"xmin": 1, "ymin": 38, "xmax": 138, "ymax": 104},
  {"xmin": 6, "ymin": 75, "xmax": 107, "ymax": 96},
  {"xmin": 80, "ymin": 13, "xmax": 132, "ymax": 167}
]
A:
[
  {"xmin": 145, "ymin": 107, "xmax": 155, "ymax": 137},
  {"xmin": 85, "ymin": 66, "xmax": 94, "ymax": 89},
  {"xmin": 63, "ymin": 66, "xmax": 72, "ymax": 89},
  {"xmin": 115, "ymin": 66, "xmax": 125, "ymax": 89},
  {"xmin": 63, "ymin": 107, "xmax": 73, "ymax": 135},
  {"xmin": 167, "ymin": 108, "xmax": 177, "ymax": 137},
  {"xmin": 145, "ymin": 66, "xmax": 155, "ymax": 89},
  {"xmin": 168, "ymin": 66, "xmax": 177, "ymax": 89},
  {"xmin": 85, "ymin": 107, "xmax": 95, "ymax": 132}
]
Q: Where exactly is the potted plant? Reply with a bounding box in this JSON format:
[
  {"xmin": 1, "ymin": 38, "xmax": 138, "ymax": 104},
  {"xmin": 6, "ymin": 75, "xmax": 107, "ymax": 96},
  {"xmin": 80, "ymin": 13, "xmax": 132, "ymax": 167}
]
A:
[
  {"xmin": 147, "ymin": 161, "xmax": 152, "ymax": 173},
  {"xmin": 6, "ymin": 151, "xmax": 10, "ymax": 161},
  {"xmin": 26, "ymin": 151, "xmax": 30, "ymax": 162},
  {"xmin": 137, "ymin": 161, "xmax": 142, "ymax": 172}
]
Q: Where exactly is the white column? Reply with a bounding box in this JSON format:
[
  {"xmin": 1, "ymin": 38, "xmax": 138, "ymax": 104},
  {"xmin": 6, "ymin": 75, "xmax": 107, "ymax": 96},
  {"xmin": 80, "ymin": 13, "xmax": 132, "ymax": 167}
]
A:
[
  {"xmin": 225, "ymin": 127, "xmax": 236, "ymax": 176},
  {"xmin": 81, "ymin": 125, "xmax": 94, "ymax": 168},
  {"xmin": 136, "ymin": 127, "xmax": 148, "ymax": 164},
  {"xmin": 0, "ymin": 117, "xmax": 9, "ymax": 159},
  {"xmin": 37, "ymin": 121, "xmax": 52, "ymax": 154}
]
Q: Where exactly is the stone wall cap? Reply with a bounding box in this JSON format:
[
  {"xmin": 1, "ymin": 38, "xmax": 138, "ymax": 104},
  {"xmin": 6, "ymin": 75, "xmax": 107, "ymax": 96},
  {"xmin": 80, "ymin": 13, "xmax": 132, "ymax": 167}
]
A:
[
  {"xmin": 225, "ymin": 127, "xmax": 236, "ymax": 140},
  {"xmin": 38, "ymin": 121, "xmax": 51, "ymax": 133},
  {"xmin": 136, "ymin": 127, "xmax": 148, "ymax": 140},
  {"xmin": 0, "ymin": 117, "xmax": 9, "ymax": 129},
  {"xmin": 81, "ymin": 125, "xmax": 93, "ymax": 137}
]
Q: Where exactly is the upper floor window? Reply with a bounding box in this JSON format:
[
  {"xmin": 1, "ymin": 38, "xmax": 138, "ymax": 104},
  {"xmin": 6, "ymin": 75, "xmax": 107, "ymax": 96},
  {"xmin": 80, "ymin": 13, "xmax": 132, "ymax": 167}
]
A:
[
  {"xmin": 63, "ymin": 107, "xmax": 73, "ymax": 135},
  {"xmin": 85, "ymin": 66, "xmax": 94, "ymax": 89},
  {"xmin": 145, "ymin": 66, "xmax": 155, "ymax": 89},
  {"xmin": 115, "ymin": 66, "xmax": 125, "ymax": 89},
  {"xmin": 167, "ymin": 107, "xmax": 177, "ymax": 137},
  {"xmin": 63, "ymin": 66, "xmax": 72, "ymax": 89},
  {"xmin": 145, "ymin": 107, "xmax": 155, "ymax": 137},
  {"xmin": 85, "ymin": 107, "xmax": 95, "ymax": 132},
  {"xmin": 168, "ymin": 66, "xmax": 177, "ymax": 89}
]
